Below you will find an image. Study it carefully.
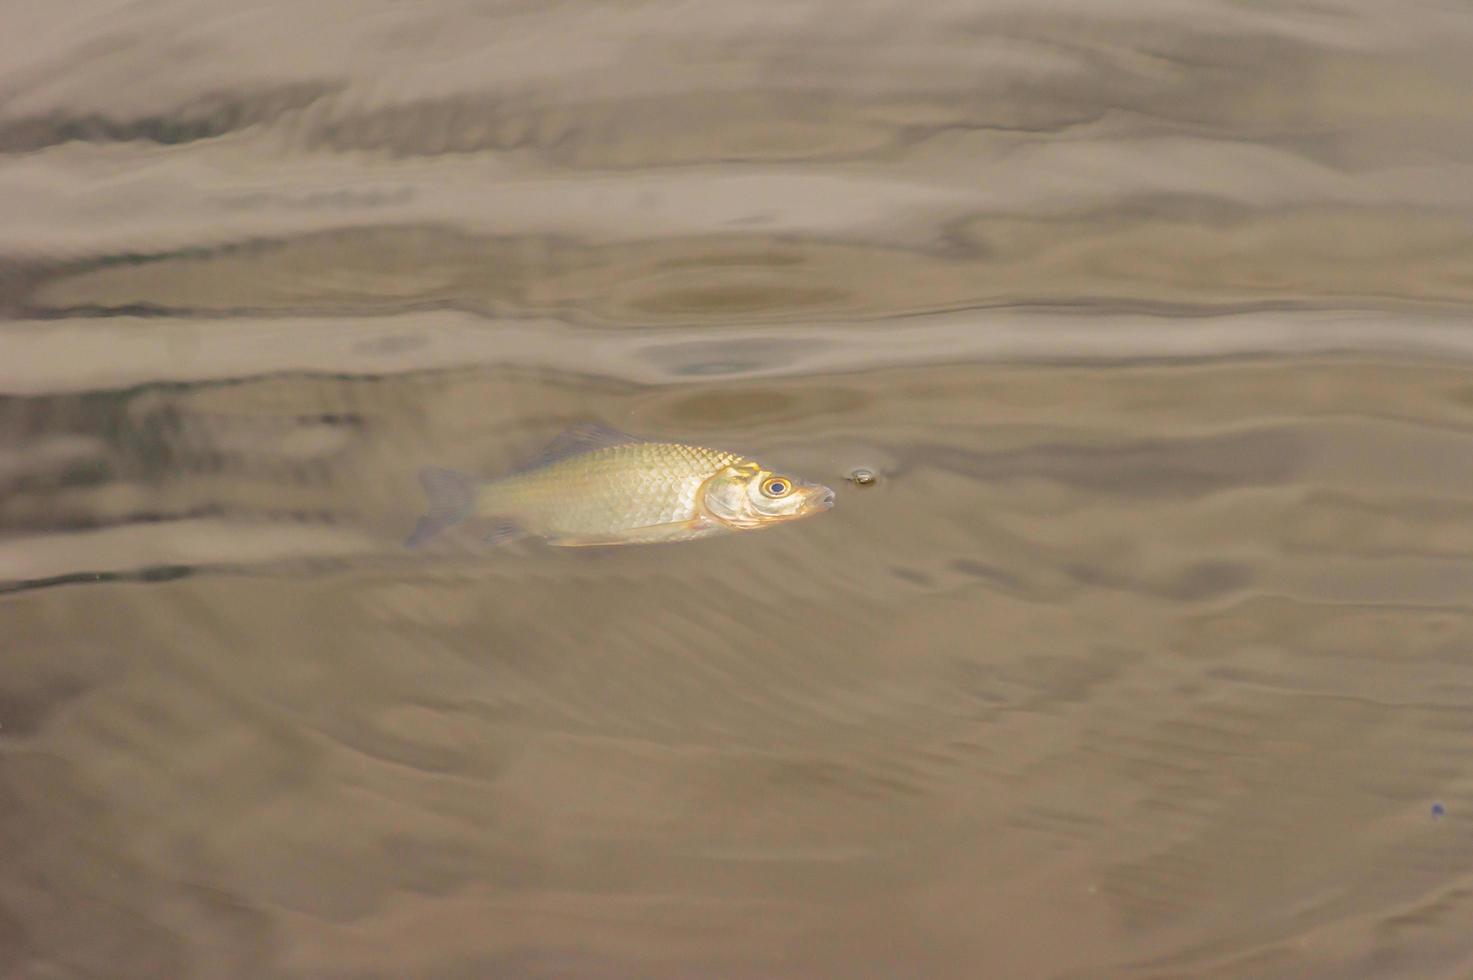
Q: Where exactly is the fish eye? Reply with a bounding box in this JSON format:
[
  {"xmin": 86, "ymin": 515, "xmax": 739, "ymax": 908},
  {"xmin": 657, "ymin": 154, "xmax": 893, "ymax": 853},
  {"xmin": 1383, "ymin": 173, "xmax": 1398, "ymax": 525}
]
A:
[{"xmin": 761, "ymin": 477, "xmax": 792, "ymax": 498}]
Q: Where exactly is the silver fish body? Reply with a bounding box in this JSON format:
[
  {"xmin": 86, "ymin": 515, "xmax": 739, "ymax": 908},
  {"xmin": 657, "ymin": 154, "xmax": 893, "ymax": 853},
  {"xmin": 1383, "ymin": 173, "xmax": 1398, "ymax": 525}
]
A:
[
  {"xmin": 476, "ymin": 442, "xmax": 744, "ymax": 544},
  {"xmin": 407, "ymin": 426, "xmax": 834, "ymax": 547}
]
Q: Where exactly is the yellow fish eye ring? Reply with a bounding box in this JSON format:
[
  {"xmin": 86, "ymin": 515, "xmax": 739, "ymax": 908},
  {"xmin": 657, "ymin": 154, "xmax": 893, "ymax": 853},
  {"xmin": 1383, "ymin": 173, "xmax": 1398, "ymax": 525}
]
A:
[{"xmin": 761, "ymin": 476, "xmax": 793, "ymax": 498}]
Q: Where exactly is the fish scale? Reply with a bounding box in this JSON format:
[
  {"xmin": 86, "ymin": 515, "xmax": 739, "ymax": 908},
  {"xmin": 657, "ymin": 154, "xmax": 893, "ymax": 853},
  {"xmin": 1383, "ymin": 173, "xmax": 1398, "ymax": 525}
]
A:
[{"xmin": 476, "ymin": 443, "xmax": 743, "ymax": 540}]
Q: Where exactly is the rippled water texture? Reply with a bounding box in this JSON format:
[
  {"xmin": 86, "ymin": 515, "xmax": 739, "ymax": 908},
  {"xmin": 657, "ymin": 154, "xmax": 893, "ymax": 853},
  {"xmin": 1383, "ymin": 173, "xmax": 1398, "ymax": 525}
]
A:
[{"xmin": 5, "ymin": 1, "xmax": 1473, "ymax": 977}]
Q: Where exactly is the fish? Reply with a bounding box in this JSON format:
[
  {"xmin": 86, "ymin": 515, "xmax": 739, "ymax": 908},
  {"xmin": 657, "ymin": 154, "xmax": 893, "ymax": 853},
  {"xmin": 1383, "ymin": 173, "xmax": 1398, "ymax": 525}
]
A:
[{"xmin": 406, "ymin": 423, "xmax": 835, "ymax": 548}]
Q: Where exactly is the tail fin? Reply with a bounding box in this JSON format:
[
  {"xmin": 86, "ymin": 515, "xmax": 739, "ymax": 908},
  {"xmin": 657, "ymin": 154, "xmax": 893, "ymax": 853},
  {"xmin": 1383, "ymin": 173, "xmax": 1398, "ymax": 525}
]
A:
[{"xmin": 405, "ymin": 467, "xmax": 477, "ymax": 547}]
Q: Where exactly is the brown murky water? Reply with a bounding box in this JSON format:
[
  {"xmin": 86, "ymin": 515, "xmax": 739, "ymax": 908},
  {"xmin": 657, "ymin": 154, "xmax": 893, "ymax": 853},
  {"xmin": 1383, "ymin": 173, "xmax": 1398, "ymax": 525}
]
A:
[{"xmin": 5, "ymin": 1, "xmax": 1473, "ymax": 977}]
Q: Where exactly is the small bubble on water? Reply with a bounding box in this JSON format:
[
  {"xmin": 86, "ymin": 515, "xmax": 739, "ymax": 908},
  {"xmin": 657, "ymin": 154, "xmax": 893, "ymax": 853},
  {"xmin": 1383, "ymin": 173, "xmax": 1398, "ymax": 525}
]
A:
[{"xmin": 848, "ymin": 468, "xmax": 876, "ymax": 486}]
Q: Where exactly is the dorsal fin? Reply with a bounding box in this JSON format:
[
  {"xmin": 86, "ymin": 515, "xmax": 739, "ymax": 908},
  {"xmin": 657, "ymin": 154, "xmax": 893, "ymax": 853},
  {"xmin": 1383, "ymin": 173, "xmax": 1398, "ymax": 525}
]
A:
[{"xmin": 531, "ymin": 422, "xmax": 648, "ymax": 466}]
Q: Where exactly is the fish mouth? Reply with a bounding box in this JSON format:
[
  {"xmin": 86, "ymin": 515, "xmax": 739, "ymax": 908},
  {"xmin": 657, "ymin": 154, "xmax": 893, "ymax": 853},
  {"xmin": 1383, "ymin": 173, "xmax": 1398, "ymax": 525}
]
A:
[{"xmin": 811, "ymin": 485, "xmax": 836, "ymax": 510}]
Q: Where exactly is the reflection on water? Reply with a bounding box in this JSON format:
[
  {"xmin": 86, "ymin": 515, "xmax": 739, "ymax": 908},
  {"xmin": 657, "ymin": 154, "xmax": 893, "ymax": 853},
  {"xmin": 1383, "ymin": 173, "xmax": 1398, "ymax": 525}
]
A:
[{"xmin": 5, "ymin": 0, "xmax": 1473, "ymax": 976}]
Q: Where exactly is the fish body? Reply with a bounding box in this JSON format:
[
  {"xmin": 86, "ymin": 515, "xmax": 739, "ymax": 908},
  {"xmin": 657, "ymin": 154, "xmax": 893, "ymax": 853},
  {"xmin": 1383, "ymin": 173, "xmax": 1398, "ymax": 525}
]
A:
[
  {"xmin": 476, "ymin": 441, "xmax": 744, "ymax": 544},
  {"xmin": 408, "ymin": 425, "xmax": 834, "ymax": 547}
]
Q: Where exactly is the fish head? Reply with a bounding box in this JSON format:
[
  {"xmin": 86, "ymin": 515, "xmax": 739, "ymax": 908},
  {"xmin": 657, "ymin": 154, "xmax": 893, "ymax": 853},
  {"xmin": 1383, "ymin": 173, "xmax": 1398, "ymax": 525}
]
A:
[{"xmin": 702, "ymin": 460, "xmax": 835, "ymax": 529}]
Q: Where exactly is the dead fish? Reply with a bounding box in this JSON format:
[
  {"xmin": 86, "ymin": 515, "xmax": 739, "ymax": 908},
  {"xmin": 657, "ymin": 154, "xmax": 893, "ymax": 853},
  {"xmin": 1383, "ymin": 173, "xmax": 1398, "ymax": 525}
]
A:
[{"xmin": 407, "ymin": 423, "xmax": 835, "ymax": 547}]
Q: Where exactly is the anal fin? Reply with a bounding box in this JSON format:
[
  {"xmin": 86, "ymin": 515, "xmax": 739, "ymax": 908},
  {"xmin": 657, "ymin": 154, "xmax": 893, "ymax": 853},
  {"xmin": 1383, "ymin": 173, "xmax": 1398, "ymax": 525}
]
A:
[{"xmin": 486, "ymin": 519, "xmax": 528, "ymax": 547}]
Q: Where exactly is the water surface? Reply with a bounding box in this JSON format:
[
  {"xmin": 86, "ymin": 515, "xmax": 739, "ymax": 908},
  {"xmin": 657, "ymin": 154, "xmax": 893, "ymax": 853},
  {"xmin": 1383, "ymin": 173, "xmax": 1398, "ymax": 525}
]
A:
[{"xmin": 5, "ymin": 1, "xmax": 1473, "ymax": 977}]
